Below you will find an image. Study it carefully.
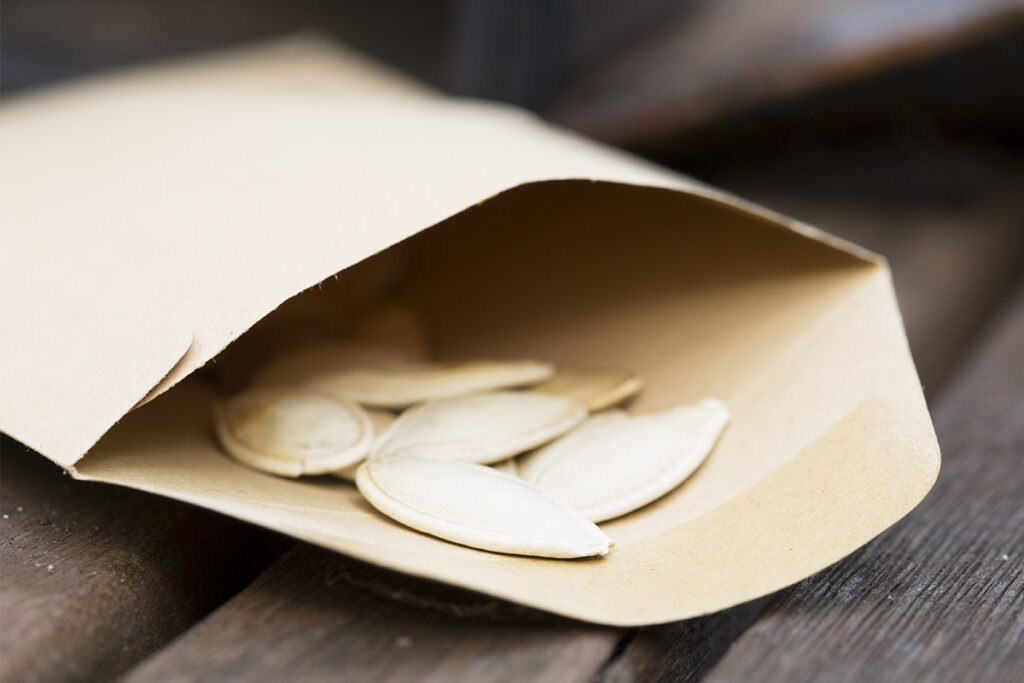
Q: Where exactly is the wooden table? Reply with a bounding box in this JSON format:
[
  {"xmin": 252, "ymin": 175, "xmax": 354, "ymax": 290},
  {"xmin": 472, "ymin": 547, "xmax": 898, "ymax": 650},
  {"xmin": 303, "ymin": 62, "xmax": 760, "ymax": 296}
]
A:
[{"xmin": 2, "ymin": 126, "xmax": 1022, "ymax": 683}]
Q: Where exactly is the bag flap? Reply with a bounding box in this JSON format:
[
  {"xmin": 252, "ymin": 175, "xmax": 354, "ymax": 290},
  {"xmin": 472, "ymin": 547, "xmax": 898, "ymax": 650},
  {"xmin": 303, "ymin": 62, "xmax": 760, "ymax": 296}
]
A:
[{"xmin": 0, "ymin": 36, "xmax": 874, "ymax": 468}]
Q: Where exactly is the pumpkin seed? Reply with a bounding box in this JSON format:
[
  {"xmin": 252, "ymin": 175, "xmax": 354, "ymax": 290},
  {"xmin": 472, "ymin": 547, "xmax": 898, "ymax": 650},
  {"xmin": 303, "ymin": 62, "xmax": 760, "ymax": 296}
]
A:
[
  {"xmin": 534, "ymin": 369, "xmax": 644, "ymax": 412},
  {"xmin": 304, "ymin": 359, "xmax": 554, "ymax": 408},
  {"xmin": 374, "ymin": 390, "xmax": 586, "ymax": 464},
  {"xmin": 356, "ymin": 455, "xmax": 611, "ymax": 558},
  {"xmin": 216, "ymin": 388, "xmax": 373, "ymax": 477},
  {"xmin": 519, "ymin": 398, "xmax": 729, "ymax": 522}
]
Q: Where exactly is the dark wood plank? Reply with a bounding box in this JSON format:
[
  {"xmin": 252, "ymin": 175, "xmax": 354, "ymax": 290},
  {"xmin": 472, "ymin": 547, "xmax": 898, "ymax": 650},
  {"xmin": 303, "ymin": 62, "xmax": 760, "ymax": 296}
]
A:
[
  {"xmin": 697, "ymin": 282, "xmax": 1024, "ymax": 682},
  {"xmin": 549, "ymin": 0, "xmax": 1024, "ymax": 147},
  {"xmin": 121, "ymin": 545, "xmax": 621, "ymax": 683},
  {"xmin": 1, "ymin": 0, "xmax": 454, "ymax": 93},
  {"xmin": 0, "ymin": 440, "xmax": 288, "ymax": 683},
  {"xmin": 597, "ymin": 599, "xmax": 770, "ymax": 683}
]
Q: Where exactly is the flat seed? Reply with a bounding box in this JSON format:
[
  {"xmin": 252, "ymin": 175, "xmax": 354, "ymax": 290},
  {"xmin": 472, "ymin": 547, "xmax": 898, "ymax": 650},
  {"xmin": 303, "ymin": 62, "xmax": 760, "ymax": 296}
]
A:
[
  {"xmin": 374, "ymin": 390, "xmax": 587, "ymax": 464},
  {"xmin": 356, "ymin": 456, "xmax": 611, "ymax": 558},
  {"xmin": 215, "ymin": 388, "xmax": 373, "ymax": 477},
  {"xmin": 333, "ymin": 408, "xmax": 396, "ymax": 482},
  {"xmin": 485, "ymin": 411, "xmax": 629, "ymax": 478},
  {"xmin": 534, "ymin": 369, "xmax": 644, "ymax": 412},
  {"xmin": 519, "ymin": 398, "xmax": 730, "ymax": 522},
  {"xmin": 305, "ymin": 359, "xmax": 555, "ymax": 409}
]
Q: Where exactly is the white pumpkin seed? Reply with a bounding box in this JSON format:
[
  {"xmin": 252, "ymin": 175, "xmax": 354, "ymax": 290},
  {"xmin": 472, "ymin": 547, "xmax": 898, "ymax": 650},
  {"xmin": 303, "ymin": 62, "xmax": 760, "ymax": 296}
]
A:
[
  {"xmin": 356, "ymin": 456, "xmax": 611, "ymax": 558},
  {"xmin": 513, "ymin": 409, "xmax": 626, "ymax": 485},
  {"xmin": 519, "ymin": 398, "xmax": 730, "ymax": 522},
  {"xmin": 486, "ymin": 410, "xmax": 627, "ymax": 479},
  {"xmin": 216, "ymin": 388, "xmax": 374, "ymax": 477},
  {"xmin": 534, "ymin": 369, "xmax": 644, "ymax": 412},
  {"xmin": 332, "ymin": 408, "xmax": 397, "ymax": 481},
  {"xmin": 305, "ymin": 359, "xmax": 555, "ymax": 408},
  {"xmin": 374, "ymin": 390, "xmax": 586, "ymax": 464}
]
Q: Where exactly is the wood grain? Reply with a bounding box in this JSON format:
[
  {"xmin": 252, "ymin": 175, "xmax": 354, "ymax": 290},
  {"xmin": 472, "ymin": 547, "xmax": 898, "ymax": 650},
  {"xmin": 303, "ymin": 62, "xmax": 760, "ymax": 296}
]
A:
[
  {"xmin": 697, "ymin": 282, "xmax": 1024, "ymax": 682},
  {"xmin": 597, "ymin": 599, "xmax": 770, "ymax": 683},
  {"xmin": 121, "ymin": 544, "xmax": 621, "ymax": 683},
  {"xmin": 0, "ymin": 440, "xmax": 288, "ymax": 683}
]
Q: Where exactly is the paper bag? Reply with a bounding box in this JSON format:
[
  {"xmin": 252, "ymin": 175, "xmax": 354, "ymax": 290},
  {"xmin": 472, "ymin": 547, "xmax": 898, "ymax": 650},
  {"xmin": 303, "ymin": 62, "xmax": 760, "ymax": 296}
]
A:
[{"xmin": 0, "ymin": 37, "xmax": 939, "ymax": 626}]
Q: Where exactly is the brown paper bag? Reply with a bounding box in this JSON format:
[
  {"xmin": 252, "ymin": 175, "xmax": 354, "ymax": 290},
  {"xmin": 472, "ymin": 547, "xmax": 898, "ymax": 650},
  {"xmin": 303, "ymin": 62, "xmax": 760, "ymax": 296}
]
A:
[{"xmin": 0, "ymin": 36, "xmax": 939, "ymax": 626}]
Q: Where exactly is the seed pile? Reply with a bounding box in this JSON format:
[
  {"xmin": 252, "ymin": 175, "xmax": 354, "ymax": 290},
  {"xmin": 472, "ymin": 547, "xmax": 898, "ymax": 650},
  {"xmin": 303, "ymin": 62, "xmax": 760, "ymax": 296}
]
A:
[{"xmin": 216, "ymin": 332, "xmax": 729, "ymax": 559}]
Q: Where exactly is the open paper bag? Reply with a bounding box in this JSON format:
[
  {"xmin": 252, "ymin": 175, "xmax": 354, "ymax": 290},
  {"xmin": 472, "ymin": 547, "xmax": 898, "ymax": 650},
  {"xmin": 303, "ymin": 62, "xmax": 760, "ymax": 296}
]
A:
[{"xmin": 0, "ymin": 37, "xmax": 939, "ymax": 626}]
